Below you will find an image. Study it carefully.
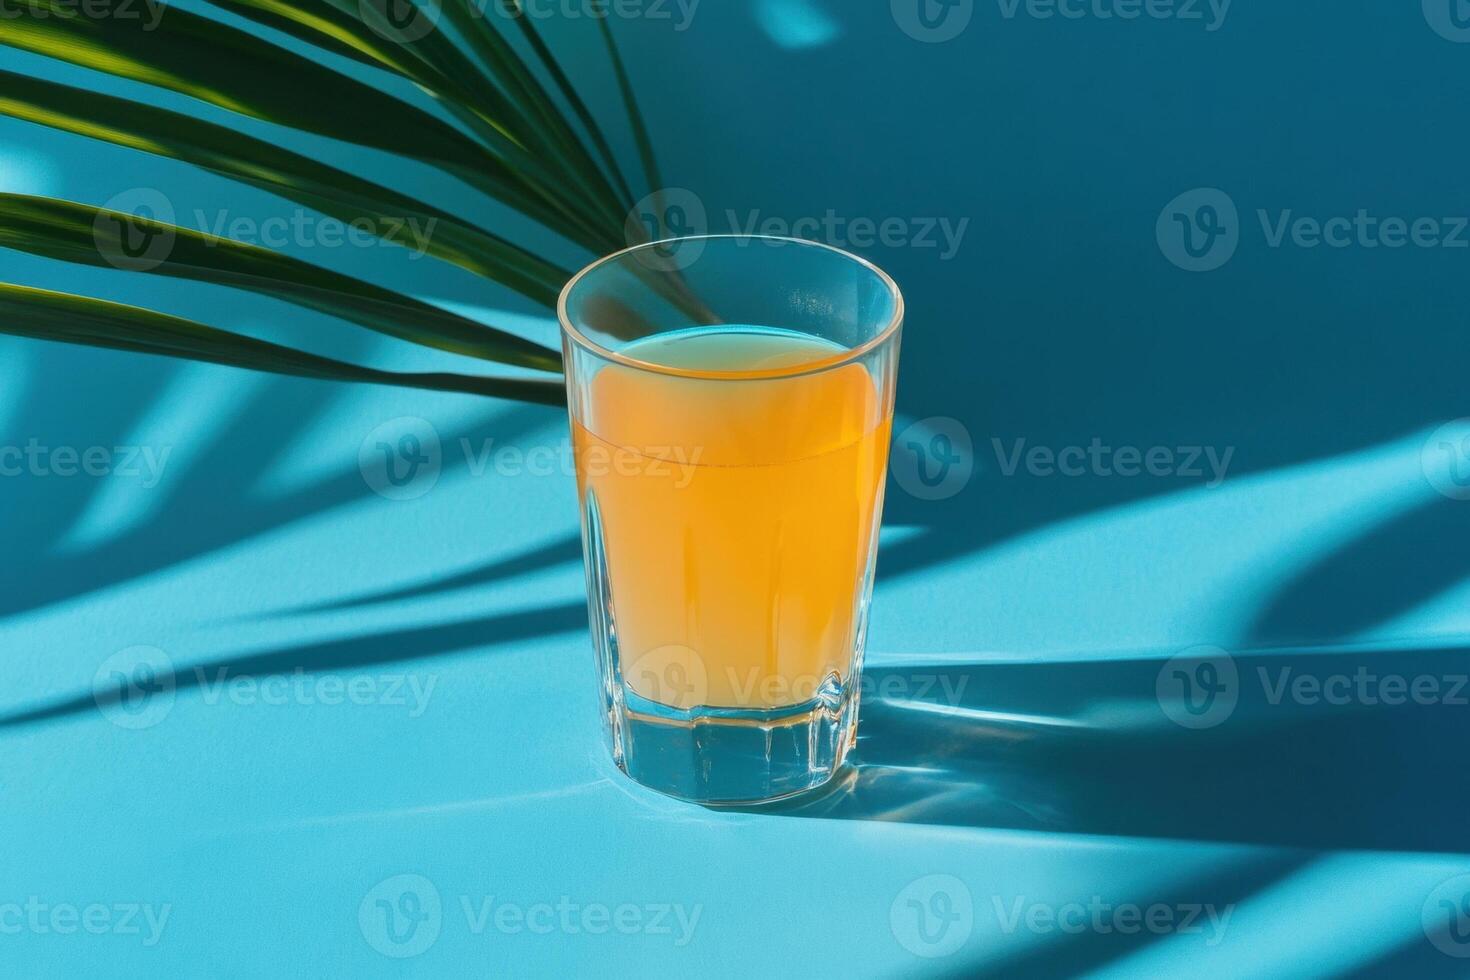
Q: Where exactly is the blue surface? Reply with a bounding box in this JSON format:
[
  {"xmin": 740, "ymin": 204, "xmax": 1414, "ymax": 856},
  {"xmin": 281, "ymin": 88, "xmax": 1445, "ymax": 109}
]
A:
[{"xmin": 4, "ymin": 2, "xmax": 1470, "ymax": 977}]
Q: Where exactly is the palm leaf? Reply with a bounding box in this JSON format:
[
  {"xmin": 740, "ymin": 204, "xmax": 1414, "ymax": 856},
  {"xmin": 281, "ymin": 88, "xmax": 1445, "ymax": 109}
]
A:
[
  {"xmin": 208, "ymin": 0, "xmax": 431, "ymax": 77},
  {"xmin": 446, "ymin": 0, "xmax": 634, "ymax": 223},
  {"xmin": 0, "ymin": 1, "xmax": 682, "ymax": 406},
  {"xmin": 0, "ymin": 283, "xmax": 566, "ymax": 405},
  {"xmin": 202, "ymin": 0, "xmax": 625, "ymax": 233},
  {"xmin": 593, "ymin": 15, "xmax": 664, "ymax": 204},
  {"xmin": 200, "ymin": 0, "xmax": 635, "ymax": 232},
  {"xmin": 206, "ymin": 0, "xmax": 546, "ymax": 162},
  {"xmin": 499, "ymin": 2, "xmax": 637, "ymax": 208},
  {"xmin": 0, "ymin": 194, "xmax": 562, "ymax": 371},
  {"xmin": 0, "ymin": 69, "xmax": 569, "ymax": 306},
  {"xmin": 0, "ymin": 0, "xmax": 483, "ymax": 165},
  {"xmin": 0, "ymin": 0, "xmax": 619, "ymax": 250}
]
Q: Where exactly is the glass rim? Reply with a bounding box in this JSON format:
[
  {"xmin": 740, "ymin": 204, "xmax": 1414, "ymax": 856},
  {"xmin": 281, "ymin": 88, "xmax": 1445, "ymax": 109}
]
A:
[{"xmin": 556, "ymin": 234, "xmax": 905, "ymax": 382}]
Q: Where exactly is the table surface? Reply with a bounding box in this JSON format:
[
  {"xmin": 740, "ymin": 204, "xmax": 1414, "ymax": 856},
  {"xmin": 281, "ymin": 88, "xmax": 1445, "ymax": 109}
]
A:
[
  {"xmin": 5, "ymin": 346, "xmax": 1469, "ymax": 978},
  {"xmin": 5, "ymin": 4, "xmax": 1470, "ymax": 977}
]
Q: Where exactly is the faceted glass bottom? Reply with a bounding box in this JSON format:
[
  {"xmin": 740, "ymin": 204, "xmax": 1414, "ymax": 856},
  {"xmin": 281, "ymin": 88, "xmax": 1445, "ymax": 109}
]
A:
[{"xmin": 607, "ymin": 679, "xmax": 860, "ymax": 804}]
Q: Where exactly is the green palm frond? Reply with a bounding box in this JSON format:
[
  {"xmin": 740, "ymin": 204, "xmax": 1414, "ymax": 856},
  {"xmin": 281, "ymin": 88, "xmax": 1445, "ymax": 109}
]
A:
[
  {"xmin": 496, "ymin": 3, "xmax": 638, "ymax": 207},
  {"xmin": 0, "ymin": 69, "xmax": 570, "ymax": 304},
  {"xmin": 592, "ymin": 13, "xmax": 663, "ymax": 203},
  {"xmin": 0, "ymin": 194, "xmax": 562, "ymax": 370},
  {"xmin": 0, "ymin": 0, "xmax": 662, "ymax": 401},
  {"xmin": 0, "ymin": 283, "xmax": 566, "ymax": 405}
]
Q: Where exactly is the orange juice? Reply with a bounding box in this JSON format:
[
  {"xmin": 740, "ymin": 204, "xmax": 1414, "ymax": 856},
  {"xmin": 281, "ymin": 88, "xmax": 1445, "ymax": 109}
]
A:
[{"xmin": 571, "ymin": 327, "xmax": 892, "ymax": 711}]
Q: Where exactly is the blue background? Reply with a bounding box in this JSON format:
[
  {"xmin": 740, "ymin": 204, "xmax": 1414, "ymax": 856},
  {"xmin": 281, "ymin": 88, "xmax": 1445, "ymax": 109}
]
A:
[{"xmin": 3, "ymin": 1, "xmax": 1470, "ymax": 976}]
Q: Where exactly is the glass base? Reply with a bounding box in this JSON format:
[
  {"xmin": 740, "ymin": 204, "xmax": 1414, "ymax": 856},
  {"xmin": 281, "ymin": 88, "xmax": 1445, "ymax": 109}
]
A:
[{"xmin": 607, "ymin": 681, "xmax": 861, "ymax": 805}]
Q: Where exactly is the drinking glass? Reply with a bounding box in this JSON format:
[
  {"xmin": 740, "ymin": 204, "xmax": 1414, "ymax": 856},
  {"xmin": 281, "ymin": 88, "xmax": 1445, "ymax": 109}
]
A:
[{"xmin": 558, "ymin": 235, "xmax": 903, "ymax": 803}]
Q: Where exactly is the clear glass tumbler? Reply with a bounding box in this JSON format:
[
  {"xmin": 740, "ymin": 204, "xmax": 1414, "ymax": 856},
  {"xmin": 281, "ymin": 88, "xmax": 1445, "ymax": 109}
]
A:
[{"xmin": 558, "ymin": 235, "xmax": 903, "ymax": 803}]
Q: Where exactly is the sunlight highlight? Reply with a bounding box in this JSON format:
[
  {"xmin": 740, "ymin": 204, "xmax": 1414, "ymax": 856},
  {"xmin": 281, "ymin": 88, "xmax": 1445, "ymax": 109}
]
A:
[
  {"xmin": 0, "ymin": 146, "xmax": 56, "ymax": 195},
  {"xmin": 754, "ymin": 0, "xmax": 842, "ymax": 49}
]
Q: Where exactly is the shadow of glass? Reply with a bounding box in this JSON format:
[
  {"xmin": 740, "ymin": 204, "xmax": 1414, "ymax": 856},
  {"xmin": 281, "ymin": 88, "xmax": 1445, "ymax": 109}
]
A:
[{"xmin": 741, "ymin": 646, "xmax": 1470, "ymax": 854}]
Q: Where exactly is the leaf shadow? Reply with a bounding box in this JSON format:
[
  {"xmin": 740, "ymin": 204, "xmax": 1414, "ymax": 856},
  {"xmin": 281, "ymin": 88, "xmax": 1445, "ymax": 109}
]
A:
[
  {"xmin": 0, "ymin": 351, "xmax": 563, "ymax": 620},
  {"xmin": 1341, "ymin": 926, "xmax": 1470, "ymax": 979},
  {"xmin": 0, "ymin": 600, "xmax": 586, "ymax": 731},
  {"xmin": 0, "ymin": 342, "xmax": 173, "ymax": 562},
  {"xmin": 264, "ymin": 532, "xmax": 584, "ymax": 617},
  {"xmin": 1245, "ymin": 492, "xmax": 1470, "ymax": 645},
  {"xmin": 932, "ymin": 854, "xmax": 1313, "ymax": 980}
]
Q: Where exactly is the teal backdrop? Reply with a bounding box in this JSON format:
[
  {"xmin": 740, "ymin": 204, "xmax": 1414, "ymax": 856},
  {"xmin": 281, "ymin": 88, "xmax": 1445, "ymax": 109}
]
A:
[{"xmin": 3, "ymin": 1, "xmax": 1469, "ymax": 976}]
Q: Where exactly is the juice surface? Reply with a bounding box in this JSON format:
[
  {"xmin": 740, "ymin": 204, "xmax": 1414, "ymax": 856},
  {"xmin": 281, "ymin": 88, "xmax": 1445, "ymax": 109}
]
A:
[{"xmin": 572, "ymin": 327, "xmax": 891, "ymax": 711}]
